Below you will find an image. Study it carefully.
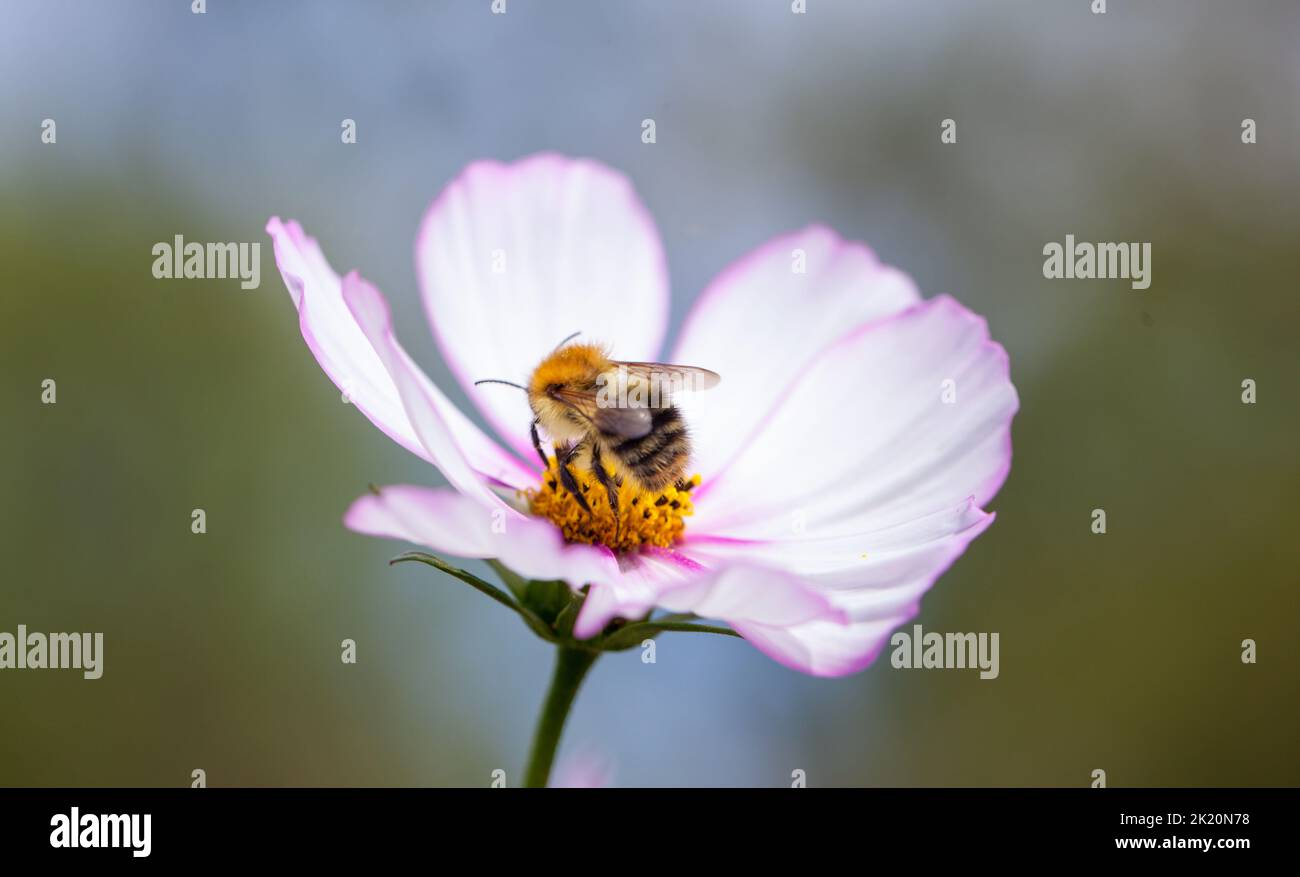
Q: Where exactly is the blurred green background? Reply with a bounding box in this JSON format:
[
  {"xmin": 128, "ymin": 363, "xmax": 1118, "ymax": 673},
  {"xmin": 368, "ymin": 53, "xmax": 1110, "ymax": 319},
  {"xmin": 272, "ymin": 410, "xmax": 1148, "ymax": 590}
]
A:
[{"xmin": 1, "ymin": 0, "xmax": 1297, "ymax": 786}]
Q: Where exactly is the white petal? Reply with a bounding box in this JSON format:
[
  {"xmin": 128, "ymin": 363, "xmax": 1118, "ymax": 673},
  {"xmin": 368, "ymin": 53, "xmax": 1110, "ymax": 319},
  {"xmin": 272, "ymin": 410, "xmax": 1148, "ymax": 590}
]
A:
[
  {"xmin": 667, "ymin": 288, "xmax": 1016, "ymax": 678},
  {"xmin": 733, "ymin": 614, "xmax": 911, "ymax": 677},
  {"xmin": 691, "ymin": 295, "xmax": 1017, "ymax": 539},
  {"xmin": 266, "ymin": 218, "xmax": 535, "ymax": 491},
  {"xmin": 680, "ymin": 491, "xmax": 998, "ymax": 676},
  {"xmin": 572, "ymin": 553, "xmax": 842, "ymax": 640},
  {"xmin": 344, "ymin": 485, "xmax": 619, "ymax": 586},
  {"xmin": 571, "ymin": 549, "xmax": 694, "ymax": 638},
  {"xmin": 416, "ymin": 154, "xmax": 670, "ymax": 460},
  {"xmin": 684, "ymin": 499, "xmax": 994, "ymax": 591},
  {"xmin": 341, "ymin": 271, "xmax": 522, "ymax": 510},
  {"xmin": 671, "ymin": 226, "xmax": 921, "ymax": 480}
]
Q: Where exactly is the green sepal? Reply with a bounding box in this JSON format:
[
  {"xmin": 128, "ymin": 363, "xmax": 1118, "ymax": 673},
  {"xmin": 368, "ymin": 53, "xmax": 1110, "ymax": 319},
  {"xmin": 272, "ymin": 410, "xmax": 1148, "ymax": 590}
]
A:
[
  {"xmin": 390, "ymin": 552, "xmax": 557, "ymax": 643},
  {"xmin": 486, "ymin": 559, "xmax": 531, "ymax": 604},
  {"xmin": 522, "ymin": 577, "xmax": 574, "ymax": 627},
  {"xmin": 598, "ymin": 618, "xmax": 741, "ymax": 651},
  {"xmin": 390, "ymin": 554, "xmax": 740, "ymax": 651}
]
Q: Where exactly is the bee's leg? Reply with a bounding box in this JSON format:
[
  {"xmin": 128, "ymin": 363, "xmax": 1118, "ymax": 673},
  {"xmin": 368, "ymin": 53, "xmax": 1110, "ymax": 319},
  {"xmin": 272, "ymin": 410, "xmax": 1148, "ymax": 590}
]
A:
[
  {"xmin": 554, "ymin": 443, "xmax": 592, "ymax": 514},
  {"xmin": 590, "ymin": 444, "xmax": 620, "ymax": 541},
  {"xmin": 529, "ymin": 419, "xmax": 550, "ymax": 470}
]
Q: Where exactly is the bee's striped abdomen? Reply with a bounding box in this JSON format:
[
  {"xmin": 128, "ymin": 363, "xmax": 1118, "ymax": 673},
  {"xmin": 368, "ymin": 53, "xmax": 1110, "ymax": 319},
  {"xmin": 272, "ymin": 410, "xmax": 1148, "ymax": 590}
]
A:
[{"xmin": 607, "ymin": 405, "xmax": 690, "ymax": 492}]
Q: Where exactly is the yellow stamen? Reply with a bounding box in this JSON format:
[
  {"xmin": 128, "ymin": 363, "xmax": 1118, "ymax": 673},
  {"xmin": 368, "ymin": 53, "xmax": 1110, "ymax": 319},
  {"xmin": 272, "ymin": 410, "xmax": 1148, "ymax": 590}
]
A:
[{"xmin": 525, "ymin": 462, "xmax": 701, "ymax": 553}]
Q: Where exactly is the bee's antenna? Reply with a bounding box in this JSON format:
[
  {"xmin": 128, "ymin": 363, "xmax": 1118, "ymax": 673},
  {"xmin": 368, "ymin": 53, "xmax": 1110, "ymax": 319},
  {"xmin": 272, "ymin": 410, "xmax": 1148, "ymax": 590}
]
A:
[
  {"xmin": 552, "ymin": 331, "xmax": 582, "ymax": 352},
  {"xmin": 473, "ymin": 379, "xmax": 527, "ymax": 391}
]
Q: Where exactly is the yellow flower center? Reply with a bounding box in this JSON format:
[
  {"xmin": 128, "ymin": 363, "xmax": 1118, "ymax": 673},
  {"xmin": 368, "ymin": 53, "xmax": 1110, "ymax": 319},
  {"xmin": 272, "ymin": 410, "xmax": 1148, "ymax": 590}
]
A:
[{"xmin": 525, "ymin": 462, "xmax": 701, "ymax": 553}]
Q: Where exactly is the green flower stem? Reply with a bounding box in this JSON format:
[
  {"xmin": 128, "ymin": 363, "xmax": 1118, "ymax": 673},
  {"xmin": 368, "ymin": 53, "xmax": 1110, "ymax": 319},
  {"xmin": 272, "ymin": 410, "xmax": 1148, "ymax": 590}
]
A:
[
  {"xmin": 523, "ymin": 646, "xmax": 599, "ymax": 788},
  {"xmin": 387, "ymin": 554, "xmax": 744, "ymax": 786}
]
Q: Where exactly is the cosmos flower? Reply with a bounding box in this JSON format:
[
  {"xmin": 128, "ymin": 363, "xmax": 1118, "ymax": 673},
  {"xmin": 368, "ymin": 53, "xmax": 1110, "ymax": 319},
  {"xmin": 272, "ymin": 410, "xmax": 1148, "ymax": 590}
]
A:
[{"xmin": 266, "ymin": 153, "xmax": 1017, "ymax": 679}]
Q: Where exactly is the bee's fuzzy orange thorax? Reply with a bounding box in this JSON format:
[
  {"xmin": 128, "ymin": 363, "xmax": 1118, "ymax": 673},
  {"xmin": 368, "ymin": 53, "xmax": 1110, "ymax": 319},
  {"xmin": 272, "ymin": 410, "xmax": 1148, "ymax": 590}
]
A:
[{"xmin": 527, "ymin": 342, "xmax": 612, "ymax": 396}]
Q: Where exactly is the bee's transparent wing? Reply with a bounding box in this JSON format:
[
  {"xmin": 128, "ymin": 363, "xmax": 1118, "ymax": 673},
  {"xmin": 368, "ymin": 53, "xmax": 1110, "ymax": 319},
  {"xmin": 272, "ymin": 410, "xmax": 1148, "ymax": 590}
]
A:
[{"xmin": 607, "ymin": 361, "xmax": 721, "ymax": 399}]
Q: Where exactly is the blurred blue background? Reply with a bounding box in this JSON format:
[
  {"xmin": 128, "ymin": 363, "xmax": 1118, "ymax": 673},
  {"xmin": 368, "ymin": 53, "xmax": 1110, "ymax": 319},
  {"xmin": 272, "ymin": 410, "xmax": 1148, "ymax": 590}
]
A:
[{"xmin": 1, "ymin": 0, "xmax": 1297, "ymax": 786}]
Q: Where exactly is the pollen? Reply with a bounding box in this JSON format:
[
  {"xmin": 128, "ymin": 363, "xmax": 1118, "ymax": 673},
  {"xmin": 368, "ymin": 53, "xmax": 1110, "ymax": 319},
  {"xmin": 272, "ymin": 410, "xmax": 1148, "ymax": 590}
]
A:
[{"xmin": 525, "ymin": 462, "xmax": 701, "ymax": 553}]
